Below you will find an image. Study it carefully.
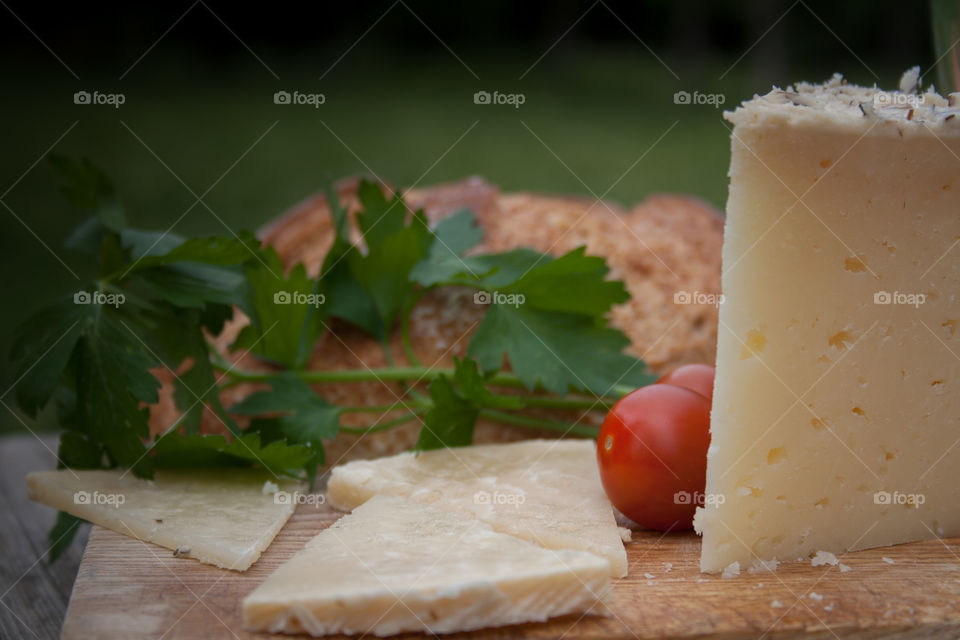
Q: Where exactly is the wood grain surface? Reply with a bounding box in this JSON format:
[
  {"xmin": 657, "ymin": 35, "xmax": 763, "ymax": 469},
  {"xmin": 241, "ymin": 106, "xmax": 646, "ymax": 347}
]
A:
[
  {"xmin": 61, "ymin": 501, "xmax": 960, "ymax": 640},
  {"xmin": 0, "ymin": 435, "xmax": 89, "ymax": 640}
]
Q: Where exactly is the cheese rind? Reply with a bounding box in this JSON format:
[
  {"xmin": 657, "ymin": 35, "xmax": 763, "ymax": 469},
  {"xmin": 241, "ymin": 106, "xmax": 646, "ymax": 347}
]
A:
[
  {"xmin": 27, "ymin": 469, "xmax": 302, "ymax": 570},
  {"xmin": 243, "ymin": 495, "xmax": 610, "ymax": 636},
  {"xmin": 696, "ymin": 72, "xmax": 960, "ymax": 572},
  {"xmin": 327, "ymin": 439, "xmax": 628, "ymax": 577}
]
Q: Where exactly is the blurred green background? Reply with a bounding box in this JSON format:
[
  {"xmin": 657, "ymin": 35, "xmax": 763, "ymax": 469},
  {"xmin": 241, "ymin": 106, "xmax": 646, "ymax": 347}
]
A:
[{"xmin": 0, "ymin": 0, "xmax": 941, "ymax": 433}]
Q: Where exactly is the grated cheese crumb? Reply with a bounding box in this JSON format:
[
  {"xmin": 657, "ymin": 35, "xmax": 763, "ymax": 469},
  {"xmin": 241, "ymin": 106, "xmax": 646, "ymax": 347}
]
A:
[{"xmin": 721, "ymin": 561, "xmax": 741, "ymax": 579}]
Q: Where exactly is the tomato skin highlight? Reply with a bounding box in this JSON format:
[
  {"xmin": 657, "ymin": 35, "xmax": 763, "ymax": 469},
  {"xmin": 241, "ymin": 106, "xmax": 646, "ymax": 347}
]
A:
[
  {"xmin": 657, "ymin": 363, "xmax": 716, "ymax": 402},
  {"xmin": 596, "ymin": 384, "xmax": 712, "ymax": 531}
]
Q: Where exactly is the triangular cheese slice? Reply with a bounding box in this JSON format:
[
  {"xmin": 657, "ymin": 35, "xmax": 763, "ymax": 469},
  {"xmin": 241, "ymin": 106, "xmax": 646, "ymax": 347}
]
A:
[
  {"xmin": 243, "ymin": 495, "xmax": 610, "ymax": 636},
  {"xmin": 327, "ymin": 439, "xmax": 628, "ymax": 577},
  {"xmin": 27, "ymin": 469, "xmax": 302, "ymax": 571}
]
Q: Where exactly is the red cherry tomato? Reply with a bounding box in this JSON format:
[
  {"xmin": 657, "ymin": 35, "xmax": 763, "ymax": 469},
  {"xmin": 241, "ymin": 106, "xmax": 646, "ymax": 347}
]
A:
[
  {"xmin": 596, "ymin": 384, "xmax": 711, "ymax": 531},
  {"xmin": 657, "ymin": 363, "xmax": 716, "ymax": 402}
]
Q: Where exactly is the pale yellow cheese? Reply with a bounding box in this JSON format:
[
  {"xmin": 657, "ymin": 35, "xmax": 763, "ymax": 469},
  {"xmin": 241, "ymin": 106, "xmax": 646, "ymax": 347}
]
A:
[
  {"xmin": 695, "ymin": 71, "xmax": 960, "ymax": 572},
  {"xmin": 27, "ymin": 469, "xmax": 302, "ymax": 570},
  {"xmin": 327, "ymin": 439, "xmax": 628, "ymax": 577},
  {"xmin": 243, "ymin": 495, "xmax": 610, "ymax": 636}
]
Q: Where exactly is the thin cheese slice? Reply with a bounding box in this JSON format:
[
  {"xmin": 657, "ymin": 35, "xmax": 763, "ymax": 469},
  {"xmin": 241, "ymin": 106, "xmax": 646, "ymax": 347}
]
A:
[
  {"xmin": 27, "ymin": 469, "xmax": 302, "ymax": 570},
  {"xmin": 243, "ymin": 495, "xmax": 610, "ymax": 636},
  {"xmin": 327, "ymin": 439, "xmax": 628, "ymax": 577},
  {"xmin": 695, "ymin": 71, "xmax": 960, "ymax": 572}
]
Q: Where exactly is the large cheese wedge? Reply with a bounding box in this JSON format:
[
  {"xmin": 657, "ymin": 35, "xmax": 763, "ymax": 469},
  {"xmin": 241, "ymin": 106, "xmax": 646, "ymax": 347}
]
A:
[
  {"xmin": 695, "ymin": 70, "xmax": 960, "ymax": 572},
  {"xmin": 27, "ymin": 469, "xmax": 302, "ymax": 570},
  {"xmin": 243, "ymin": 495, "xmax": 610, "ymax": 636},
  {"xmin": 327, "ymin": 439, "xmax": 628, "ymax": 577}
]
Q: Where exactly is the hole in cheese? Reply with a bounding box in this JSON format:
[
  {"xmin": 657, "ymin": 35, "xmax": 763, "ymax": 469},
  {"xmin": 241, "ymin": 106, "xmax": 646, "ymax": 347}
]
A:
[
  {"xmin": 828, "ymin": 331, "xmax": 852, "ymax": 350},
  {"xmin": 844, "ymin": 255, "xmax": 869, "ymax": 272},
  {"xmin": 766, "ymin": 447, "xmax": 787, "ymax": 465},
  {"xmin": 739, "ymin": 329, "xmax": 767, "ymax": 359}
]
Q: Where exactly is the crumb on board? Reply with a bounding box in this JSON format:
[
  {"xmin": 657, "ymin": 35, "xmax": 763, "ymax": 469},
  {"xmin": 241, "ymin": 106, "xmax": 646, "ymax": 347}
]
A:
[{"xmin": 722, "ymin": 561, "xmax": 741, "ymax": 579}]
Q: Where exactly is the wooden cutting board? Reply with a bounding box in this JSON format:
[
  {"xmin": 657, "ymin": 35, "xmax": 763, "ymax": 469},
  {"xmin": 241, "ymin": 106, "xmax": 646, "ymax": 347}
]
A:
[{"xmin": 61, "ymin": 502, "xmax": 960, "ymax": 640}]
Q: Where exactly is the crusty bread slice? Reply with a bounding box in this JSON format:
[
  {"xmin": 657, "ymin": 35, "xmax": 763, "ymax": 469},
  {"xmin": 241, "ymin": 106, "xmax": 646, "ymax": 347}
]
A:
[{"xmin": 148, "ymin": 178, "xmax": 723, "ymax": 467}]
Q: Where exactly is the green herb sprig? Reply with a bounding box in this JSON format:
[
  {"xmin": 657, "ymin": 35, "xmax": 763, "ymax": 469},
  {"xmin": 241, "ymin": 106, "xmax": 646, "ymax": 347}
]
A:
[{"xmin": 13, "ymin": 158, "xmax": 655, "ymax": 557}]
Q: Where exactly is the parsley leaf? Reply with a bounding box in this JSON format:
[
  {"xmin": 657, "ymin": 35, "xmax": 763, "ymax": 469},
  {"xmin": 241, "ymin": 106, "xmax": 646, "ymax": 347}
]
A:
[
  {"xmin": 152, "ymin": 432, "xmax": 312, "ymax": 477},
  {"xmin": 10, "ymin": 300, "xmax": 85, "ymax": 416},
  {"xmin": 409, "ymin": 209, "xmax": 484, "ymax": 286},
  {"xmin": 230, "ymin": 372, "xmax": 340, "ymax": 484},
  {"xmin": 233, "ymin": 247, "xmax": 325, "ymax": 368},
  {"xmin": 415, "ymin": 375, "xmax": 477, "ymax": 451},
  {"xmin": 451, "ymin": 356, "xmax": 522, "ymax": 409},
  {"xmin": 348, "ymin": 181, "xmax": 433, "ymax": 332},
  {"xmin": 318, "ymin": 184, "xmax": 383, "ymax": 337},
  {"xmin": 468, "ymin": 304, "xmax": 654, "ymax": 396},
  {"xmin": 414, "ymin": 357, "xmax": 520, "ymax": 450},
  {"xmin": 411, "ymin": 246, "xmax": 544, "ymax": 288},
  {"xmin": 74, "ymin": 307, "xmax": 160, "ymax": 477}
]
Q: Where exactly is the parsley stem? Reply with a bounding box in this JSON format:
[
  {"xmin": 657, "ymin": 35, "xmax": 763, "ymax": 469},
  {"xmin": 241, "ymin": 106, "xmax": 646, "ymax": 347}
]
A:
[
  {"xmin": 400, "ymin": 290, "xmax": 426, "ymax": 367},
  {"xmin": 339, "ymin": 411, "xmax": 423, "ymax": 435},
  {"xmin": 211, "ymin": 363, "xmax": 632, "ymax": 401},
  {"xmin": 340, "ymin": 402, "xmax": 431, "ymax": 413},
  {"xmin": 490, "ymin": 394, "xmax": 615, "ymax": 411},
  {"xmin": 479, "ymin": 409, "xmax": 598, "ymax": 438}
]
